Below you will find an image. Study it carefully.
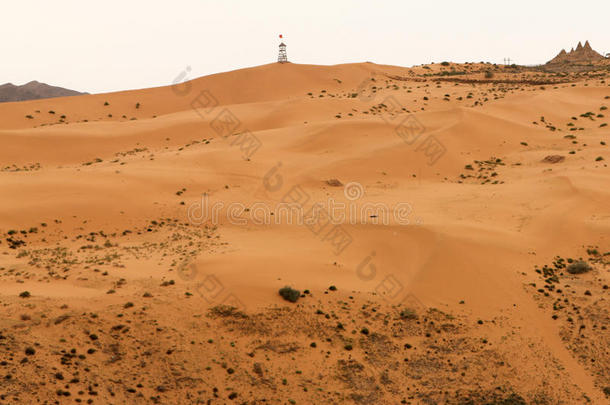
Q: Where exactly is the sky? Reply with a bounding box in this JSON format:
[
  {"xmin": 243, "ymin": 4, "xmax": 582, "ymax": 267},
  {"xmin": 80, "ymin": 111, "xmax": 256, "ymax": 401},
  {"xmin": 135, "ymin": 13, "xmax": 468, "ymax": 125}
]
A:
[{"xmin": 2, "ymin": 0, "xmax": 609, "ymax": 94}]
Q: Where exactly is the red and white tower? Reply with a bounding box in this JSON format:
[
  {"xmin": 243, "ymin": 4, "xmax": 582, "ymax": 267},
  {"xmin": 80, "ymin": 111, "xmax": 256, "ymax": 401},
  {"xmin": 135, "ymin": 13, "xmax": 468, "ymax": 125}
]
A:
[{"xmin": 278, "ymin": 34, "xmax": 288, "ymax": 63}]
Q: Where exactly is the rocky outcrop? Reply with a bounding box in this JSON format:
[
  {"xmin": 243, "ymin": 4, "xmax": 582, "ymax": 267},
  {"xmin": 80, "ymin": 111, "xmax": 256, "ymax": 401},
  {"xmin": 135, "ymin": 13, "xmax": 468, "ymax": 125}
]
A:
[
  {"xmin": 0, "ymin": 80, "xmax": 86, "ymax": 103},
  {"xmin": 547, "ymin": 40, "xmax": 605, "ymax": 64}
]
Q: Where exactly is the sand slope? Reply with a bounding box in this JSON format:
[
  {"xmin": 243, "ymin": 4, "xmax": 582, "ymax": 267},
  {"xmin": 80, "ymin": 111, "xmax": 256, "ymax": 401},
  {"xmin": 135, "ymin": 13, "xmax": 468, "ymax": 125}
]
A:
[{"xmin": 0, "ymin": 62, "xmax": 608, "ymax": 404}]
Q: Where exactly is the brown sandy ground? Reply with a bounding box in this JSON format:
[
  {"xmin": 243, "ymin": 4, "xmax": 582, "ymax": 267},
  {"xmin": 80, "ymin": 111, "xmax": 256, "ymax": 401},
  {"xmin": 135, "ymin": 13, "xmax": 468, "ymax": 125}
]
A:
[{"xmin": 0, "ymin": 61, "xmax": 609, "ymax": 404}]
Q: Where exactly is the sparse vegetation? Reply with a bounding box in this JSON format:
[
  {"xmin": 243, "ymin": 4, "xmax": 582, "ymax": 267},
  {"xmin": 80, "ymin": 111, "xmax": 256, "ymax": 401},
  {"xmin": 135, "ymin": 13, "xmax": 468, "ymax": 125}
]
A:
[
  {"xmin": 566, "ymin": 260, "xmax": 592, "ymax": 274},
  {"xmin": 400, "ymin": 308, "xmax": 417, "ymax": 320},
  {"xmin": 279, "ymin": 286, "xmax": 300, "ymax": 303}
]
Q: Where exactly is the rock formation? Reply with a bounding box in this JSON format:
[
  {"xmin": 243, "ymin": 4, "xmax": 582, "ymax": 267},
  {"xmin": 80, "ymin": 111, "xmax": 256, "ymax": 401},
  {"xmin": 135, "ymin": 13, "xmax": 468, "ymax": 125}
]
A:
[
  {"xmin": 0, "ymin": 80, "xmax": 86, "ymax": 103},
  {"xmin": 547, "ymin": 40, "xmax": 605, "ymax": 64}
]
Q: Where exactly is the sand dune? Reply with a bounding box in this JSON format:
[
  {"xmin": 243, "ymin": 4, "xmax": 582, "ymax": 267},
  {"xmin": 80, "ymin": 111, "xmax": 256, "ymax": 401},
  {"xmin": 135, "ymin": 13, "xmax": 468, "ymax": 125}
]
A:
[{"xmin": 0, "ymin": 61, "xmax": 608, "ymax": 404}]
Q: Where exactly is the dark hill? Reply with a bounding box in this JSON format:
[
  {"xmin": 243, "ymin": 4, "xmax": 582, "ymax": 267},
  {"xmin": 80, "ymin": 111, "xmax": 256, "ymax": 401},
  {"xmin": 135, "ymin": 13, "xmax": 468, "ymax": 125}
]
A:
[{"xmin": 0, "ymin": 80, "xmax": 86, "ymax": 103}]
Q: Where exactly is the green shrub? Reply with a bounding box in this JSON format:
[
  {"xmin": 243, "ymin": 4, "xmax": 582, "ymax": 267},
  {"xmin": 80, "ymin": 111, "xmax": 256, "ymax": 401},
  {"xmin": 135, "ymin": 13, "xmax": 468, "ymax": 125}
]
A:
[
  {"xmin": 566, "ymin": 260, "xmax": 591, "ymax": 274},
  {"xmin": 209, "ymin": 305, "xmax": 247, "ymax": 318},
  {"xmin": 400, "ymin": 308, "xmax": 417, "ymax": 320},
  {"xmin": 279, "ymin": 286, "xmax": 300, "ymax": 303}
]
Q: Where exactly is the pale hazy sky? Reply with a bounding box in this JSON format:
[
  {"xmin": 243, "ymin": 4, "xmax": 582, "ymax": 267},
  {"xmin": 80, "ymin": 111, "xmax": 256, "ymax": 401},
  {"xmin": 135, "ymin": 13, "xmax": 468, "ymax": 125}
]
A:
[{"xmin": 2, "ymin": 0, "xmax": 609, "ymax": 94}]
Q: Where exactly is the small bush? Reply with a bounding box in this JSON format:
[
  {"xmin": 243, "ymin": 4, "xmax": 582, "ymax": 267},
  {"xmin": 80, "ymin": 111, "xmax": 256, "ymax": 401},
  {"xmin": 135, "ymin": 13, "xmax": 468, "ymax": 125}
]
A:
[
  {"xmin": 209, "ymin": 305, "xmax": 247, "ymax": 318},
  {"xmin": 279, "ymin": 286, "xmax": 300, "ymax": 303},
  {"xmin": 441, "ymin": 61, "xmax": 450, "ymax": 66},
  {"xmin": 400, "ymin": 308, "xmax": 417, "ymax": 320},
  {"xmin": 19, "ymin": 291, "xmax": 31, "ymax": 298},
  {"xmin": 484, "ymin": 70, "xmax": 494, "ymax": 79},
  {"xmin": 566, "ymin": 260, "xmax": 592, "ymax": 274}
]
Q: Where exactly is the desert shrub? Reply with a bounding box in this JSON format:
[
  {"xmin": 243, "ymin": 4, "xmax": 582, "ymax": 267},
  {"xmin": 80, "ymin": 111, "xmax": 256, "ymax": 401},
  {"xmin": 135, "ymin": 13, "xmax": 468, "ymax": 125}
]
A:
[
  {"xmin": 566, "ymin": 260, "xmax": 591, "ymax": 274},
  {"xmin": 484, "ymin": 70, "xmax": 494, "ymax": 79},
  {"xmin": 441, "ymin": 61, "xmax": 450, "ymax": 66},
  {"xmin": 279, "ymin": 286, "xmax": 300, "ymax": 303},
  {"xmin": 209, "ymin": 305, "xmax": 247, "ymax": 318},
  {"xmin": 400, "ymin": 308, "xmax": 417, "ymax": 320}
]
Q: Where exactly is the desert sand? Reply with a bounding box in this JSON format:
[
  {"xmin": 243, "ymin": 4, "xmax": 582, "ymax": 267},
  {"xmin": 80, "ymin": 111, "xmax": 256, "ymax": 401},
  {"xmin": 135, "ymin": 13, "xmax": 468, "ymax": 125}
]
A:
[{"xmin": 0, "ymin": 61, "xmax": 608, "ymax": 404}]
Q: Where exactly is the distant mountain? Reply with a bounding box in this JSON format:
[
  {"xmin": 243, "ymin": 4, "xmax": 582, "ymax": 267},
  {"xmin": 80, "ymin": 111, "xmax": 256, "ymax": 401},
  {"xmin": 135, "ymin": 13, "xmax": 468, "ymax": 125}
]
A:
[
  {"xmin": 547, "ymin": 40, "xmax": 606, "ymax": 65},
  {"xmin": 0, "ymin": 81, "xmax": 86, "ymax": 103}
]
